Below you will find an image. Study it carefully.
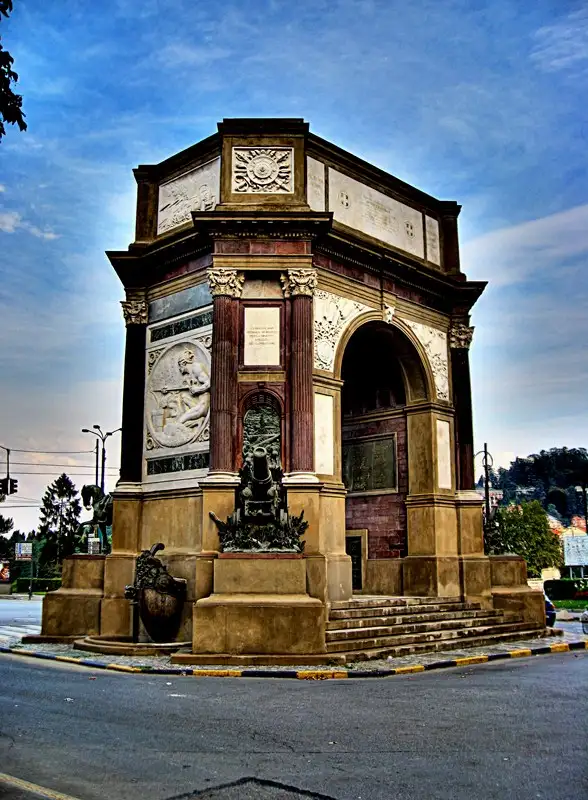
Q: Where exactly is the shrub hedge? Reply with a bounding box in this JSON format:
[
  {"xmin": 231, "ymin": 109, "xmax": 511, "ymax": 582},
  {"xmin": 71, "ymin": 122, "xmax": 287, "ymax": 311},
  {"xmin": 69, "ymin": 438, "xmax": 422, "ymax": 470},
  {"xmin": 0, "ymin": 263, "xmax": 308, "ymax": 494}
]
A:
[
  {"xmin": 14, "ymin": 578, "xmax": 62, "ymax": 593},
  {"xmin": 544, "ymin": 578, "xmax": 588, "ymax": 600}
]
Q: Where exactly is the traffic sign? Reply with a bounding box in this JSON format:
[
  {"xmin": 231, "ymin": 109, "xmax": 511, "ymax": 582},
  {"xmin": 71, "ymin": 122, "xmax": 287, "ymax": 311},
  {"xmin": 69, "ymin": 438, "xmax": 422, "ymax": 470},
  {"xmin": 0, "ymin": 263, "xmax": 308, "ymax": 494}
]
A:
[{"xmin": 15, "ymin": 542, "xmax": 33, "ymax": 561}]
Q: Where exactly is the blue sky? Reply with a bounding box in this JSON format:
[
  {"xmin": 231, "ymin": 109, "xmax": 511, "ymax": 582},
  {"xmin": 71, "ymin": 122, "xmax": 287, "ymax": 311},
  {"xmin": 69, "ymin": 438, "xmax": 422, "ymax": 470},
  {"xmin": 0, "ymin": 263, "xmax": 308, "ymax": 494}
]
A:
[{"xmin": 1, "ymin": 0, "xmax": 587, "ymax": 531}]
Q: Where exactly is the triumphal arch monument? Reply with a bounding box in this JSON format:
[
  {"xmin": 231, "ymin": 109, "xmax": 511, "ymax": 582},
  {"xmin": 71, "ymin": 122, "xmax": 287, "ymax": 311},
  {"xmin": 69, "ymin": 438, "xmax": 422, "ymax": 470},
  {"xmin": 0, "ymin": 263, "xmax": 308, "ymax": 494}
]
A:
[{"xmin": 37, "ymin": 119, "xmax": 545, "ymax": 662}]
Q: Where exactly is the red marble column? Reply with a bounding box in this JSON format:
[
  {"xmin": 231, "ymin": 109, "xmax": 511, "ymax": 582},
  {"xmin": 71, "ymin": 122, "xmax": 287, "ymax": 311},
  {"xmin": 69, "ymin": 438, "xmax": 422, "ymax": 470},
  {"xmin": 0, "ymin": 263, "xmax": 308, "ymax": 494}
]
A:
[
  {"xmin": 288, "ymin": 269, "xmax": 317, "ymax": 474},
  {"xmin": 208, "ymin": 270, "xmax": 243, "ymax": 474},
  {"xmin": 450, "ymin": 323, "xmax": 475, "ymax": 490}
]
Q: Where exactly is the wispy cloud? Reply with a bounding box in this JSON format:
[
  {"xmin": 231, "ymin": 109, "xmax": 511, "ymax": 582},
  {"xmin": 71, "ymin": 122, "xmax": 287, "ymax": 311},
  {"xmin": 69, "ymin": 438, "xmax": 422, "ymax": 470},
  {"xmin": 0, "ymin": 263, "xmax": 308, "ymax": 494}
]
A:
[
  {"xmin": 531, "ymin": 8, "xmax": 588, "ymax": 74},
  {"xmin": 0, "ymin": 210, "xmax": 59, "ymax": 240},
  {"xmin": 462, "ymin": 204, "xmax": 588, "ymax": 287}
]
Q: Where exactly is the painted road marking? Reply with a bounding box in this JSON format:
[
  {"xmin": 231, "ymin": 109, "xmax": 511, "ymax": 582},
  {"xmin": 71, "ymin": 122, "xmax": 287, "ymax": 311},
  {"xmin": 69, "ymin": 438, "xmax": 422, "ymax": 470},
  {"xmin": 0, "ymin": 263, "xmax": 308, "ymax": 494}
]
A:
[{"xmin": 0, "ymin": 771, "xmax": 83, "ymax": 800}]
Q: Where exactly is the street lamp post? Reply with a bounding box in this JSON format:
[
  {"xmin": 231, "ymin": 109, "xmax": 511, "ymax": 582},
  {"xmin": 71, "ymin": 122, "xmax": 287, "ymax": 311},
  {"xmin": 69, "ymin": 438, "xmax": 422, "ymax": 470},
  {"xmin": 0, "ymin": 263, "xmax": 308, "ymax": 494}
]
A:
[{"xmin": 81, "ymin": 425, "xmax": 122, "ymax": 493}]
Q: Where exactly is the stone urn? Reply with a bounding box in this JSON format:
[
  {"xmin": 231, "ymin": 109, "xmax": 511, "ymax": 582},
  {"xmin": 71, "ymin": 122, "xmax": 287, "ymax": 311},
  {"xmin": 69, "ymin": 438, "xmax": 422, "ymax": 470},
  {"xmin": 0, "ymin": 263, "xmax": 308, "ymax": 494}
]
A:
[{"xmin": 125, "ymin": 543, "xmax": 187, "ymax": 643}]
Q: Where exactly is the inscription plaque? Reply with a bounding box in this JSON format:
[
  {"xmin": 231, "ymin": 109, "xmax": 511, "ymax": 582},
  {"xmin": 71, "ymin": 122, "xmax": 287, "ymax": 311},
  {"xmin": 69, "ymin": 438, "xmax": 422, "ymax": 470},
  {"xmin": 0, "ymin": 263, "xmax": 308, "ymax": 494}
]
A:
[
  {"xmin": 307, "ymin": 157, "xmax": 325, "ymax": 211},
  {"xmin": 425, "ymin": 215, "xmax": 441, "ymax": 265},
  {"xmin": 343, "ymin": 436, "xmax": 397, "ymax": 493},
  {"xmin": 329, "ymin": 168, "xmax": 424, "ymax": 259},
  {"xmin": 243, "ymin": 307, "xmax": 281, "ymax": 366}
]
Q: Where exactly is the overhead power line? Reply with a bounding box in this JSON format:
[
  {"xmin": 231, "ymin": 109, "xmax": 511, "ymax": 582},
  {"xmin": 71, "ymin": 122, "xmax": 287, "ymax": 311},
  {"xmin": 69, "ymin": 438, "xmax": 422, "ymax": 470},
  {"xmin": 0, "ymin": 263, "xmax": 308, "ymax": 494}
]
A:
[
  {"xmin": 6, "ymin": 461, "xmax": 120, "ymax": 469},
  {"xmin": 10, "ymin": 472, "xmax": 119, "ymax": 477},
  {"xmin": 1, "ymin": 448, "xmax": 97, "ymax": 454}
]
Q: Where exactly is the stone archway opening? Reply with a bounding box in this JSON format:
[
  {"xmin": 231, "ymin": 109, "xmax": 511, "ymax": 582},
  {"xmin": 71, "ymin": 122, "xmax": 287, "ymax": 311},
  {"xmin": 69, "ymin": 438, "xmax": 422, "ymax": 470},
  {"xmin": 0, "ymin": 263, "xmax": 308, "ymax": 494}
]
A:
[{"xmin": 340, "ymin": 321, "xmax": 427, "ymax": 594}]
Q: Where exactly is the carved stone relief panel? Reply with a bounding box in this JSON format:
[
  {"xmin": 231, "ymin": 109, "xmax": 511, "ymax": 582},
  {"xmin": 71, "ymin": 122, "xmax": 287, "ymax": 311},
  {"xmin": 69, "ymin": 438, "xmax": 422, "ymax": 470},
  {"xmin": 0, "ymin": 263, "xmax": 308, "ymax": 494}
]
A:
[
  {"xmin": 314, "ymin": 289, "xmax": 370, "ymax": 372},
  {"xmin": 145, "ymin": 334, "xmax": 211, "ymax": 453},
  {"xmin": 404, "ymin": 319, "xmax": 449, "ymax": 401},
  {"xmin": 328, "ymin": 168, "xmax": 425, "ymax": 259},
  {"xmin": 232, "ymin": 147, "xmax": 294, "ymax": 194},
  {"xmin": 307, "ymin": 157, "xmax": 325, "ymax": 211},
  {"xmin": 425, "ymin": 216, "xmax": 441, "ymax": 266},
  {"xmin": 157, "ymin": 158, "xmax": 220, "ymax": 235}
]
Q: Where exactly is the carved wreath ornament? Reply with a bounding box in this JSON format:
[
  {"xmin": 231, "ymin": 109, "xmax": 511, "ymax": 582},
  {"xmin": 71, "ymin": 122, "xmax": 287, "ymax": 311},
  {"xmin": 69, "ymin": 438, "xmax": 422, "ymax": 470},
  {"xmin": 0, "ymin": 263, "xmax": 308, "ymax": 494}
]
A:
[{"xmin": 232, "ymin": 148, "xmax": 293, "ymax": 194}]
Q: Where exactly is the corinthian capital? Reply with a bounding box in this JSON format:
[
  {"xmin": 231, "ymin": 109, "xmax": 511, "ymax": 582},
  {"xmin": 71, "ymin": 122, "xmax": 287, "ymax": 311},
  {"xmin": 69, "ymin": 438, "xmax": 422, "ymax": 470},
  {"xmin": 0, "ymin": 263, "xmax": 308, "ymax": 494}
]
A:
[
  {"xmin": 449, "ymin": 322, "xmax": 474, "ymax": 349},
  {"xmin": 121, "ymin": 299, "xmax": 148, "ymax": 326},
  {"xmin": 207, "ymin": 268, "xmax": 245, "ymax": 298},
  {"xmin": 281, "ymin": 268, "xmax": 318, "ymax": 298}
]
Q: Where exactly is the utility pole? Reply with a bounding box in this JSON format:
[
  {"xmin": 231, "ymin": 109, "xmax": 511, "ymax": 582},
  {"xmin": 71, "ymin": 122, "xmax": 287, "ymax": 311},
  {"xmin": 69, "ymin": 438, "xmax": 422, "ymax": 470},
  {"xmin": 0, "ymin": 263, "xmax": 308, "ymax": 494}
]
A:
[{"xmin": 94, "ymin": 440, "xmax": 99, "ymax": 486}]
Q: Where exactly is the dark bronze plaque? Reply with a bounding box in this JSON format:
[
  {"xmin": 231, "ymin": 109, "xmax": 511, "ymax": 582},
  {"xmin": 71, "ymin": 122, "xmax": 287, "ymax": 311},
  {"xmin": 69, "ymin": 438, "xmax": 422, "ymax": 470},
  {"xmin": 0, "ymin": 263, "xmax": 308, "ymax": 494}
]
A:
[
  {"xmin": 342, "ymin": 436, "xmax": 396, "ymax": 493},
  {"xmin": 243, "ymin": 405, "xmax": 281, "ymax": 468},
  {"xmin": 346, "ymin": 536, "xmax": 363, "ymax": 590}
]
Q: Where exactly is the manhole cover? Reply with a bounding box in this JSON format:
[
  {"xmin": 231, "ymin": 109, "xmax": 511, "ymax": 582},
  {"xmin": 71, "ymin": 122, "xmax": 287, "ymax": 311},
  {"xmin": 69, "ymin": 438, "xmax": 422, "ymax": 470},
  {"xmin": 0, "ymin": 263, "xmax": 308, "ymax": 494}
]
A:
[{"xmin": 167, "ymin": 777, "xmax": 338, "ymax": 800}]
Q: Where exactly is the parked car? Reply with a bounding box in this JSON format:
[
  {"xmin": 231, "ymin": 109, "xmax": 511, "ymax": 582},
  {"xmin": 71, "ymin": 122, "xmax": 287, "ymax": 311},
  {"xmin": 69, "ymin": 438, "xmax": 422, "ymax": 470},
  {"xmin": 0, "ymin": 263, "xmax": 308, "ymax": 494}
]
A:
[{"xmin": 544, "ymin": 593, "xmax": 556, "ymax": 627}]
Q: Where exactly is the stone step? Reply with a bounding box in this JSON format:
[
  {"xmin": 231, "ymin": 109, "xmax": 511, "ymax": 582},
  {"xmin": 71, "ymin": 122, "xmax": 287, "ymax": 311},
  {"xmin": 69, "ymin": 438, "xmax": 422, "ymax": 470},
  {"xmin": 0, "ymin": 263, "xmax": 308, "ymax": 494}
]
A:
[
  {"xmin": 340, "ymin": 627, "xmax": 546, "ymax": 663},
  {"xmin": 330, "ymin": 596, "xmax": 463, "ymax": 611},
  {"xmin": 329, "ymin": 602, "xmax": 481, "ymax": 620},
  {"xmin": 326, "ymin": 621, "xmax": 536, "ymax": 653},
  {"xmin": 327, "ymin": 607, "xmax": 498, "ymax": 627},
  {"xmin": 326, "ymin": 614, "xmax": 516, "ymax": 642}
]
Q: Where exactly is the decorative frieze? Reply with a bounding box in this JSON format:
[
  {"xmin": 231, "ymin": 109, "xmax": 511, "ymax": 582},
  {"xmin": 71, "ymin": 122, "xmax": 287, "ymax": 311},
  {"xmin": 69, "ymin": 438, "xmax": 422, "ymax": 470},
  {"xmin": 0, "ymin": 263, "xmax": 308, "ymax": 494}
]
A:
[
  {"xmin": 232, "ymin": 147, "xmax": 294, "ymax": 194},
  {"xmin": 449, "ymin": 322, "xmax": 474, "ymax": 350},
  {"xmin": 404, "ymin": 319, "xmax": 450, "ymax": 401},
  {"xmin": 121, "ymin": 300, "xmax": 148, "ymax": 326},
  {"xmin": 281, "ymin": 268, "xmax": 317, "ymax": 298},
  {"xmin": 313, "ymin": 289, "xmax": 369, "ymax": 372},
  {"xmin": 207, "ymin": 268, "xmax": 245, "ymax": 298},
  {"xmin": 157, "ymin": 158, "xmax": 220, "ymax": 235}
]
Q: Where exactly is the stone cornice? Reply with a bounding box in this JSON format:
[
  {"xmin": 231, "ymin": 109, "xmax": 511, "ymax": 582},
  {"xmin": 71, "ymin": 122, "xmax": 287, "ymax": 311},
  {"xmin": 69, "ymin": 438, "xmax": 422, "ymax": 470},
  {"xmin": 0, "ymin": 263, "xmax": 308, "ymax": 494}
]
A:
[{"xmin": 191, "ymin": 209, "xmax": 332, "ymax": 240}]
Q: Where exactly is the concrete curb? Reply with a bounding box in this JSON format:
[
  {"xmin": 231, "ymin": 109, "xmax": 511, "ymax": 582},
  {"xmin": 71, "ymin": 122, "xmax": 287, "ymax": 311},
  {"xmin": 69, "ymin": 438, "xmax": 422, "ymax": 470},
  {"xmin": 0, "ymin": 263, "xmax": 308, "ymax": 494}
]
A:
[{"xmin": 1, "ymin": 640, "xmax": 586, "ymax": 678}]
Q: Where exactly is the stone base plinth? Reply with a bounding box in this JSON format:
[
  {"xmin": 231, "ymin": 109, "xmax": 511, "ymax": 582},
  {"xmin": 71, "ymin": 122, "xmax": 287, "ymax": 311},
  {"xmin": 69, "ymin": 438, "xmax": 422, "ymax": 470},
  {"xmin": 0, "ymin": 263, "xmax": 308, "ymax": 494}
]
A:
[
  {"xmin": 214, "ymin": 553, "xmax": 306, "ymax": 594},
  {"xmin": 192, "ymin": 593, "xmax": 325, "ymax": 655},
  {"xmin": 402, "ymin": 555, "xmax": 460, "ymax": 598},
  {"xmin": 41, "ymin": 588, "xmax": 103, "ymax": 638},
  {"xmin": 490, "ymin": 554, "xmax": 546, "ymax": 626},
  {"xmin": 40, "ymin": 555, "xmax": 106, "ymax": 638}
]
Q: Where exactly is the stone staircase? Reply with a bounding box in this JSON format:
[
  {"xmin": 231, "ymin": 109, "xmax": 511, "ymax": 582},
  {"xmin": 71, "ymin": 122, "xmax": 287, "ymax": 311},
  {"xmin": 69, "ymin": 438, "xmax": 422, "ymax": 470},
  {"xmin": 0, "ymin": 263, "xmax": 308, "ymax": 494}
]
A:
[{"xmin": 327, "ymin": 596, "xmax": 546, "ymax": 662}]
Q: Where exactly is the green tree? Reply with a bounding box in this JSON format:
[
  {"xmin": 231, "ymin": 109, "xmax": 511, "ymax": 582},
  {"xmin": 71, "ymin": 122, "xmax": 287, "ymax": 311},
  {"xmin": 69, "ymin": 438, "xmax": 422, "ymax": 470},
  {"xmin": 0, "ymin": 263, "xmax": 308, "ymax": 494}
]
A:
[
  {"xmin": 38, "ymin": 474, "xmax": 81, "ymax": 569},
  {"xmin": 485, "ymin": 500, "xmax": 563, "ymax": 578},
  {"xmin": 0, "ymin": 1, "xmax": 26, "ymax": 141}
]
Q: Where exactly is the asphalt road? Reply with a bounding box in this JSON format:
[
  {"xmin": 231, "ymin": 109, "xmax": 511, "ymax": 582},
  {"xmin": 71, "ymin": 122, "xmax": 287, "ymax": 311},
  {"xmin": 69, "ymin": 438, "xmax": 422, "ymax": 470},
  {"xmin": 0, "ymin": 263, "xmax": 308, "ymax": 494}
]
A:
[
  {"xmin": 0, "ymin": 651, "xmax": 586, "ymax": 800},
  {"xmin": 0, "ymin": 600, "xmax": 42, "ymax": 647}
]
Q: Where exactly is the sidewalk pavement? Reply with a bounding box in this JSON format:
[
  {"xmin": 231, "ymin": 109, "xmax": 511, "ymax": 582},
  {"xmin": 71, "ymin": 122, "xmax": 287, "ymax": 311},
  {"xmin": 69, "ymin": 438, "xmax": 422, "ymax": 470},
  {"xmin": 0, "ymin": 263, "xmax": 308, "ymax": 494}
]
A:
[{"xmin": 2, "ymin": 627, "xmax": 586, "ymax": 678}]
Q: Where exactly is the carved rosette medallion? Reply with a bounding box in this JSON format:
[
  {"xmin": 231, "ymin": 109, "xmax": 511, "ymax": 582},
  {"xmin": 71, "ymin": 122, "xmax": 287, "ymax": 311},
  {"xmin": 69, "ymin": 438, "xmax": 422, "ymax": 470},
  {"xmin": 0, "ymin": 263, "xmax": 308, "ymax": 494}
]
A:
[
  {"xmin": 121, "ymin": 300, "xmax": 148, "ymax": 326},
  {"xmin": 281, "ymin": 269, "xmax": 318, "ymax": 298},
  {"xmin": 145, "ymin": 337, "xmax": 211, "ymax": 450},
  {"xmin": 313, "ymin": 289, "xmax": 370, "ymax": 372},
  {"xmin": 449, "ymin": 323, "xmax": 474, "ymax": 350},
  {"xmin": 404, "ymin": 319, "xmax": 450, "ymax": 401},
  {"xmin": 232, "ymin": 147, "xmax": 293, "ymax": 194},
  {"xmin": 207, "ymin": 268, "xmax": 245, "ymax": 298}
]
